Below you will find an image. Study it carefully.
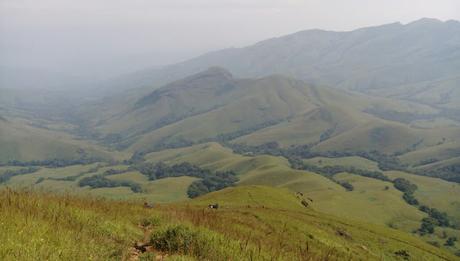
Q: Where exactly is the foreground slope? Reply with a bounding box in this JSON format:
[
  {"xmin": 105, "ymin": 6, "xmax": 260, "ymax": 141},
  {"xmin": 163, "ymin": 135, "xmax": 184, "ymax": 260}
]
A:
[
  {"xmin": 144, "ymin": 143, "xmax": 425, "ymax": 231},
  {"xmin": 1, "ymin": 186, "xmax": 457, "ymax": 260}
]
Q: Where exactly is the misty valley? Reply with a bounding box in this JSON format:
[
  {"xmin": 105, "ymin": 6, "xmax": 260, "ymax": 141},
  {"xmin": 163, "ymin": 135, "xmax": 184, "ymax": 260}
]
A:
[{"xmin": 1, "ymin": 16, "xmax": 460, "ymax": 261}]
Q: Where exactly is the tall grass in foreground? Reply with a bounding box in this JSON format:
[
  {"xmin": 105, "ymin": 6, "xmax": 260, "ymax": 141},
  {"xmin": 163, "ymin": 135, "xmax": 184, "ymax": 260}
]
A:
[
  {"xmin": 0, "ymin": 188, "xmax": 145, "ymax": 260},
  {"xmin": 0, "ymin": 187, "xmax": 456, "ymax": 260}
]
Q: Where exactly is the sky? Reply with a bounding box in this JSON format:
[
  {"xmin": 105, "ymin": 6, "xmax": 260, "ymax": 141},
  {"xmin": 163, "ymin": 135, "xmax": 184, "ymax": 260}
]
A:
[{"xmin": 1, "ymin": 0, "xmax": 459, "ymax": 81}]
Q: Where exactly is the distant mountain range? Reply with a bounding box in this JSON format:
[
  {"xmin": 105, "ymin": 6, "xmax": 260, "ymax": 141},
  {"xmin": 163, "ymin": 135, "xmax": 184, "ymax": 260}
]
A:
[
  {"xmin": 1, "ymin": 18, "xmax": 459, "ymax": 178},
  {"xmin": 107, "ymin": 18, "xmax": 460, "ymax": 110}
]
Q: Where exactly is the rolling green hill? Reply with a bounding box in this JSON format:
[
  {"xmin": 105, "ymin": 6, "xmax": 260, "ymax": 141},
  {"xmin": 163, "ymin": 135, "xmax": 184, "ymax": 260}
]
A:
[
  {"xmin": 101, "ymin": 19, "xmax": 460, "ymax": 110},
  {"xmin": 1, "ymin": 18, "xmax": 460, "ymax": 260},
  {"xmin": 78, "ymin": 68, "xmax": 460, "ymax": 177},
  {"xmin": 0, "ymin": 117, "xmax": 125, "ymax": 163}
]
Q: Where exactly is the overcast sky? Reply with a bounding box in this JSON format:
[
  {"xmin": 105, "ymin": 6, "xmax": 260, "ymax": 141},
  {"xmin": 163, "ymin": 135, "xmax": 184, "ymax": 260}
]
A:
[{"xmin": 1, "ymin": 0, "xmax": 459, "ymax": 80}]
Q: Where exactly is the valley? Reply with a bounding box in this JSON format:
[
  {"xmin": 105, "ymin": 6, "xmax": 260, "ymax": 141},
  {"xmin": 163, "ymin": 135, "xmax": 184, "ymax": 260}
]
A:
[{"xmin": 1, "ymin": 17, "xmax": 460, "ymax": 260}]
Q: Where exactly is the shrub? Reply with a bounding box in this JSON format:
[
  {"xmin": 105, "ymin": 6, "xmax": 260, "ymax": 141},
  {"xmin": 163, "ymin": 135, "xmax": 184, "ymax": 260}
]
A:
[
  {"xmin": 393, "ymin": 178, "xmax": 417, "ymax": 194},
  {"xmin": 419, "ymin": 218, "xmax": 436, "ymax": 234},
  {"xmin": 445, "ymin": 237, "xmax": 457, "ymax": 247},
  {"xmin": 149, "ymin": 224, "xmax": 251, "ymax": 260},
  {"xmin": 339, "ymin": 181, "xmax": 354, "ymax": 191},
  {"xmin": 140, "ymin": 216, "xmax": 162, "ymax": 227}
]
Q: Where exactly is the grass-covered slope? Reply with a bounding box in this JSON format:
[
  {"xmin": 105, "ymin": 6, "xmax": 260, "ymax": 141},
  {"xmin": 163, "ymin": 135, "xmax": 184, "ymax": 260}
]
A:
[
  {"xmin": 144, "ymin": 143, "xmax": 427, "ymax": 230},
  {"xmin": 0, "ymin": 163, "xmax": 196, "ymax": 203},
  {"xmin": 1, "ymin": 186, "xmax": 457, "ymax": 260},
  {"xmin": 0, "ymin": 118, "xmax": 123, "ymax": 163},
  {"xmin": 100, "ymin": 19, "xmax": 460, "ymax": 110},
  {"xmin": 89, "ymin": 67, "xmax": 458, "ymax": 162}
]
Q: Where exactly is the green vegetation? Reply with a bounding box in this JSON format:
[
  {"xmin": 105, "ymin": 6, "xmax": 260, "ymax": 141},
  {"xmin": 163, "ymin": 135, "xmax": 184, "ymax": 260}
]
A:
[
  {"xmin": 1, "ymin": 186, "xmax": 458, "ymax": 261},
  {"xmin": 393, "ymin": 178, "xmax": 419, "ymax": 205},
  {"xmin": 133, "ymin": 162, "xmax": 238, "ymax": 198},
  {"xmin": 79, "ymin": 174, "xmax": 142, "ymax": 193},
  {"xmin": 0, "ymin": 167, "xmax": 39, "ymax": 183}
]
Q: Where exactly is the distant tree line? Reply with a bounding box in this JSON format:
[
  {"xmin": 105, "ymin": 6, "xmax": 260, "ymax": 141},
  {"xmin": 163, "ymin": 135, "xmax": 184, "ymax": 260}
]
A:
[
  {"xmin": 133, "ymin": 162, "xmax": 238, "ymax": 198},
  {"xmin": 3, "ymin": 157, "xmax": 102, "ymax": 168},
  {"xmin": 227, "ymin": 142, "xmax": 407, "ymax": 171},
  {"xmin": 290, "ymin": 160, "xmax": 391, "ymax": 182},
  {"xmin": 393, "ymin": 178, "xmax": 419, "ymax": 205},
  {"xmin": 0, "ymin": 167, "xmax": 40, "ymax": 183},
  {"xmin": 392, "ymin": 178, "xmax": 454, "ymax": 234},
  {"xmin": 288, "ymin": 159, "xmax": 391, "ymax": 191},
  {"xmin": 416, "ymin": 164, "xmax": 460, "ymax": 183},
  {"xmin": 50, "ymin": 164, "xmax": 105, "ymax": 182},
  {"xmin": 79, "ymin": 174, "xmax": 142, "ymax": 193}
]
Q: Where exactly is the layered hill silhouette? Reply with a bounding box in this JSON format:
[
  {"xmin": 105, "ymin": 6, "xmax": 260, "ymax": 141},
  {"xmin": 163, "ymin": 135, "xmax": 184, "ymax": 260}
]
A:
[
  {"xmin": 107, "ymin": 18, "xmax": 460, "ymax": 110},
  {"xmin": 85, "ymin": 68, "xmax": 459, "ymax": 168}
]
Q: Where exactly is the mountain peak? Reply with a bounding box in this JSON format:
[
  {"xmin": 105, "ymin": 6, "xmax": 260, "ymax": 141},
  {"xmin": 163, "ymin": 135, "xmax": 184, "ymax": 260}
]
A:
[
  {"xmin": 407, "ymin": 17, "xmax": 443, "ymax": 26},
  {"xmin": 201, "ymin": 66, "xmax": 233, "ymax": 79}
]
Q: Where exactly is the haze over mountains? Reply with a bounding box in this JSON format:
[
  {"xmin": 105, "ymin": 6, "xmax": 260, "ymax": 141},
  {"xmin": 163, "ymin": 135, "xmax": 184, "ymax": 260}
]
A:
[
  {"xmin": 2, "ymin": 17, "xmax": 460, "ymax": 258},
  {"xmin": 105, "ymin": 18, "xmax": 460, "ymax": 108},
  {"xmin": 1, "ymin": 18, "xmax": 459, "ymax": 173}
]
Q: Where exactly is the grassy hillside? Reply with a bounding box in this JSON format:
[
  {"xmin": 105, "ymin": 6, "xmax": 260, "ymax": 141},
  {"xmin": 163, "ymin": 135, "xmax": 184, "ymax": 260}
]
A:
[
  {"xmin": 1, "ymin": 186, "xmax": 457, "ymax": 260},
  {"xmin": 144, "ymin": 143, "xmax": 427, "ymax": 231},
  {"xmin": 100, "ymin": 19, "xmax": 460, "ymax": 110},
  {"xmin": 84, "ymin": 68, "xmax": 458, "ymax": 163},
  {"xmin": 303, "ymin": 156, "xmax": 380, "ymax": 171},
  {"xmin": 0, "ymin": 118, "xmax": 125, "ymax": 163},
  {"xmin": 1, "ymin": 163, "xmax": 196, "ymax": 203}
]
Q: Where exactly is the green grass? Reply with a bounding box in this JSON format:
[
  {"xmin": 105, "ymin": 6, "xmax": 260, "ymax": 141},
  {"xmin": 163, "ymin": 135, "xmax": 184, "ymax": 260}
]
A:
[
  {"xmin": 2, "ymin": 163, "xmax": 197, "ymax": 203},
  {"xmin": 2, "ymin": 141, "xmax": 459, "ymax": 255},
  {"xmin": 0, "ymin": 188, "xmax": 144, "ymax": 260},
  {"xmin": 385, "ymin": 171, "xmax": 460, "ymax": 226},
  {"xmin": 144, "ymin": 143, "xmax": 428, "ymax": 232},
  {"xmin": 1, "ymin": 186, "xmax": 457, "ymax": 260},
  {"xmin": 303, "ymin": 156, "xmax": 380, "ymax": 171},
  {"xmin": 0, "ymin": 118, "xmax": 128, "ymax": 163}
]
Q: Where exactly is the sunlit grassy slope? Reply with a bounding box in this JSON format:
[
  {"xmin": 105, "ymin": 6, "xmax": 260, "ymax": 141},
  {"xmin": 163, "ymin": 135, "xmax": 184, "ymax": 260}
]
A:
[
  {"xmin": 1, "ymin": 163, "xmax": 196, "ymax": 203},
  {"xmin": 386, "ymin": 171, "xmax": 460, "ymax": 226},
  {"xmin": 303, "ymin": 156, "xmax": 380, "ymax": 171},
  {"xmin": 144, "ymin": 143, "xmax": 427, "ymax": 231},
  {"xmin": 88, "ymin": 68, "xmax": 455, "ymax": 159},
  {"xmin": 1, "ymin": 186, "xmax": 457, "ymax": 261}
]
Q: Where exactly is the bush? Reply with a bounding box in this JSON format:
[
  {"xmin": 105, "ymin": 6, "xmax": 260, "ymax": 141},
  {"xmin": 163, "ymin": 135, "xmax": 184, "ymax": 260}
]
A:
[
  {"xmin": 445, "ymin": 237, "xmax": 457, "ymax": 247},
  {"xmin": 0, "ymin": 167, "xmax": 40, "ymax": 183},
  {"xmin": 419, "ymin": 218, "xmax": 436, "ymax": 234},
  {"xmin": 149, "ymin": 224, "xmax": 258, "ymax": 260},
  {"xmin": 150, "ymin": 225, "xmax": 197, "ymax": 254},
  {"xmin": 402, "ymin": 193, "xmax": 419, "ymax": 205},
  {"xmin": 393, "ymin": 178, "xmax": 417, "ymax": 194},
  {"xmin": 339, "ymin": 181, "xmax": 354, "ymax": 191}
]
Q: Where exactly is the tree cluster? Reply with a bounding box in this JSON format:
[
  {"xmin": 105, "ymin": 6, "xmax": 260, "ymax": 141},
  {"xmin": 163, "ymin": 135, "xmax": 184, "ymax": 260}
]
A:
[
  {"xmin": 78, "ymin": 174, "xmax": 142, "ymax": 193},
  {"xmin": 0, "ymin": 167, "xmax": 40, "ymax": 183},
  {"xmin": 4, "ymin": 157, "xmax": 101, "ymax": 168},
  {"xmin": 133, "ymin": 162, "xmax": 238, "ymax": 198}
]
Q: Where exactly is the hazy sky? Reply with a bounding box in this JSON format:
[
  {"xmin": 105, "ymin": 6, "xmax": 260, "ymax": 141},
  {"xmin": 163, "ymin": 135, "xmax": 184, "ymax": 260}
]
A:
[{"xmin": 1, "ymin": 0, "xmax": 459, "ymax": 80}]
